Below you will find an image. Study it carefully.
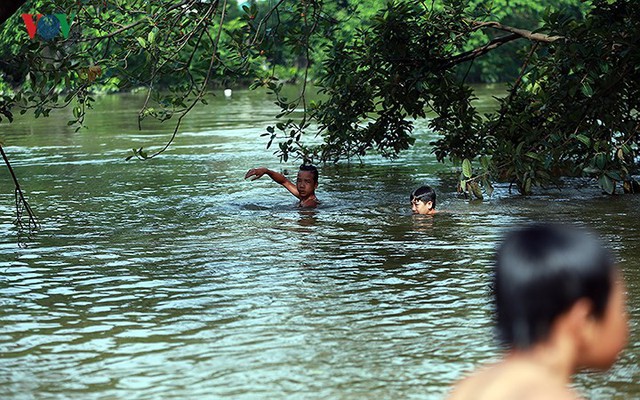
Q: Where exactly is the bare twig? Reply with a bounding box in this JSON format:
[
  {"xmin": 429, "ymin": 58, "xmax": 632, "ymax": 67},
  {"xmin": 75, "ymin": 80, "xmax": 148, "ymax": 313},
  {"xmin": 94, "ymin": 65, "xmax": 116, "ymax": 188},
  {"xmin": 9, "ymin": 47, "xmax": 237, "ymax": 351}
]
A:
[
  {"xmin": 444, "ymin": 33, "xmax": 520, "ymax": 68},
  {"xmin": 0, "ymin": 144, "xmax": 40, "ymax": 244},
  {"xmin": 472, "ymin": 21, "xmax": 563, "ymax": 43},
  {"xmin": 445, "ymin": 21, "xmax": 562, "ymax": 69},
  {"xmin": 77, "ymin": 0, "xmax": 193, "ymax": 41},
  {"xmin": 142, "ymin": 0, "xmax": 227, "ymax": 160},
  {"xmin": 249, "ymin": 0, "xmax": 287, "ymax": 47}
]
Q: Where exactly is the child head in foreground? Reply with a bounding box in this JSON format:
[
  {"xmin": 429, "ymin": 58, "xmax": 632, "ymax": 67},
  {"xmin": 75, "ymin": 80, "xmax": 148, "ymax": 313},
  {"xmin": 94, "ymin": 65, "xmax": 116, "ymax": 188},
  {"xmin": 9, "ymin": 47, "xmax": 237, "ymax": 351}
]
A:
[
  {"xmin": 448, "ymin": 223, "xmax": 628, "ymax": 400},
  {"xmin": 410, "ymin": 186, "xmax": 436, "ymax": 215}
]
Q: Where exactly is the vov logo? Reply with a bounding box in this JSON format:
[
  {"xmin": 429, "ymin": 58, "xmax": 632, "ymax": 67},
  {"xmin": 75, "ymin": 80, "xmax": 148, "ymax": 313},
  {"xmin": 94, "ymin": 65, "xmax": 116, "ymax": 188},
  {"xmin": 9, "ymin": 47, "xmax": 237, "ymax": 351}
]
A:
[{"xmin": 22, "ymin": 13, "xmax": 75, "ymax": 40}]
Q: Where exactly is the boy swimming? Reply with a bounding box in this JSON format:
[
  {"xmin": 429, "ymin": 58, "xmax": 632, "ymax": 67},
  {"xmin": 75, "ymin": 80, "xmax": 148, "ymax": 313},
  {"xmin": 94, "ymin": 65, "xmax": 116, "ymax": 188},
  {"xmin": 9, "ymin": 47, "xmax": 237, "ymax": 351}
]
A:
[
  {"xmin": 410, "ymin": 186, "xmax": 437, "ymax": 215},
  {"xmin": 244, "ymin": 164, "xmax": 319, "ymax": 207},
  {"xmin": 448, "ymin": 223, "xmax": 628, "ymax": 399}
]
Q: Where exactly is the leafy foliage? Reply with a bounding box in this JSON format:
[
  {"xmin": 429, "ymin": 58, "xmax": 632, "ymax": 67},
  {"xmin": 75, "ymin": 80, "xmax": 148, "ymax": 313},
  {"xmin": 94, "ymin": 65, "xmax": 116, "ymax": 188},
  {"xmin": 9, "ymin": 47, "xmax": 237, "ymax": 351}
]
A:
[
  {"xmin": 267, "ymin": 0, "xmax": 639, "ymax": 195},
  {"xmin": 476, "ymin": 0, "xmax": 640, "ymax": 194},
  {"xmin": 0, "ymin": 0, "xmax": 638, "ymax": 196},
  {"xmin": 0, "ymin": 0, "xmax": 268, "ymax": 157}
]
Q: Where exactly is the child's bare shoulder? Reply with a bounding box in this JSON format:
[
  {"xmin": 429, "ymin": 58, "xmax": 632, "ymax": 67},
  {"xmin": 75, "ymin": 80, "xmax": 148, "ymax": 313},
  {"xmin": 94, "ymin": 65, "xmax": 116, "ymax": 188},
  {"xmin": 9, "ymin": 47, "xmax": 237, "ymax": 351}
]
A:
[{"xmin": 448, "ymin": 363, "xmax": 581, "ymax": 400}]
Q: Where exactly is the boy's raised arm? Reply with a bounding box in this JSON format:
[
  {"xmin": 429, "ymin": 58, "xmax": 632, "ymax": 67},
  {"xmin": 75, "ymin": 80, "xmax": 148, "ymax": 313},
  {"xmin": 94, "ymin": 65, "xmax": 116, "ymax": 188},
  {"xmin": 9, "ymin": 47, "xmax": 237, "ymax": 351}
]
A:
[{"xmin": 245, "ymin": 167, "xmax": 299, "ymax": 198}]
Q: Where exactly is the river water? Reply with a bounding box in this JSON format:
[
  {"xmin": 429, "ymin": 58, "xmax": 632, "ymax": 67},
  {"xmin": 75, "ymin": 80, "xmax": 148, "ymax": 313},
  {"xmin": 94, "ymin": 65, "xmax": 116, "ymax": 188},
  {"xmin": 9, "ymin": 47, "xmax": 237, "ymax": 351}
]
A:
[{"xmin": 0, "ymin": 86, "xmax": 638, "ymax": 399}]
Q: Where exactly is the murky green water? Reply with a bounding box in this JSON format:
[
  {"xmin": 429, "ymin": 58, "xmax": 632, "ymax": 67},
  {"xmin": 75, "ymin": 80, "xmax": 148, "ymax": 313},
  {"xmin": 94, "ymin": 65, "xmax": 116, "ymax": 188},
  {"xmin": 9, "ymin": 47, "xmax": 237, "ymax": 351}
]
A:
[{"xmin": 0, "ymin": 86, "xmax": 638, "ymax": 399}]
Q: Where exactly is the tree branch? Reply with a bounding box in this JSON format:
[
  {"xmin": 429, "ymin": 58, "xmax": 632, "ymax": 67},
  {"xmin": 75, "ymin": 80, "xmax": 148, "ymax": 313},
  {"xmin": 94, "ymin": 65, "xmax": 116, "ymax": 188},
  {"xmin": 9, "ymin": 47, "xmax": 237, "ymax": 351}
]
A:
[
  {"xmin": 0, "ymin": 144, "xmax": 40, "ymax": 244},
  {"xmin": 444, "ymin": 33, "xmax": 520, "ymax": 68},
  {"xmin": 474, "ymin": 21, "xmax": 563, "ymax": 43},
  {"xmin": 78, "ymin": 0, "xmax": 193, "ymax": 42},
  {"xmin": 141, "ymin": 0, "xmax": 226, "ymax": 160},
  {"xmin": 444, "ymin": 21, "xmax": 563, "ymax": 69}
]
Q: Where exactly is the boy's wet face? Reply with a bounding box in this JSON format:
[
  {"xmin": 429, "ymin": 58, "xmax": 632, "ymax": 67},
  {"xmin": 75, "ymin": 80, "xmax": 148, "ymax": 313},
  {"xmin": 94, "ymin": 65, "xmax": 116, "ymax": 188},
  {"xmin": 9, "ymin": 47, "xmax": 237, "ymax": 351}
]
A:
[
  {"xmin": 296, "ymin": 170, "xmax": 317, "ymax": 198},
  {"xmin": 411, "ymin": 198, "xmax": 433, "ymax": 215}
]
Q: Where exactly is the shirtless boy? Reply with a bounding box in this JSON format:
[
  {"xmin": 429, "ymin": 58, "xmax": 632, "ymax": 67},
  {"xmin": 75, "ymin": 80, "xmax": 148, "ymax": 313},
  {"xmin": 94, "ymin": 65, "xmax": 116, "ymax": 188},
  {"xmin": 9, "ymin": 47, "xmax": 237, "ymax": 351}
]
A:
[
  {"xmin": 448, "ymin": 223, "xmax": 628, "ymax": 400},
  {"xmin": 245, "ymin": 164, "xmax": 319, "ymax": 207}
]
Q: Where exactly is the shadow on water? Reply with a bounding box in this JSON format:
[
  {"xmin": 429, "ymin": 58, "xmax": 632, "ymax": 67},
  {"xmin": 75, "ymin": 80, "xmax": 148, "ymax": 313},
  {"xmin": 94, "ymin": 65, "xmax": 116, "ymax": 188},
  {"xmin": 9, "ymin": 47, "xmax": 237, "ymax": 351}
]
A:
[{"xmin": 0, "ymin": 88, "xmax": 638, "ymax": 399}]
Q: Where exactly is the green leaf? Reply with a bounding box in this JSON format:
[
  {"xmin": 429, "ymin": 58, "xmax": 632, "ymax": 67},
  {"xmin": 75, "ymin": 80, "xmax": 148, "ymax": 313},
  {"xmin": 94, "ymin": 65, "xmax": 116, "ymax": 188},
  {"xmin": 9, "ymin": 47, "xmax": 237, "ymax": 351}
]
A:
[
  {"xmin": 136, "ymin": 37, "xmax": 147, "ymax": 48},
  {"xmin": 524, "ymin": 177, "xmax": 532, "ymax": 195},
  {"xmin": 462, "ymin": 158, "xmax": 472, "ymax": 178},
  {"xmin": 148, "ymin": 28, "xmax": 157, "ymax": 44},
  {"xmin": 605, "ymin": 170, "xmax": 623, "ymax": 181},
  {"xmin": 525, "ymin": 152, "xmax": 543, "ymax": 162},
  {"xmin": 595, "ymin": 153, "xmax": 607, "ymax": 170},
  {"xmin": 485, "ymin": 181, "xmax": 494, "ymax": 197},
  {"xmin": 599, "ymin": 174, "xmax": 614, "ymax": 194},
  {"xmin": 583, "ymin": 167, "xmax": 599, "ymax": 174},
  {"xmin": 575, "ymin": 134, "xmax": 591, "ymax": 147},
  {"xmin": 480, "ymin": 155, "xmax": 490, "ymax": 170},
  {"xmin": 581, "ymin": 82, "xmax": 593, "ymax": 97}
]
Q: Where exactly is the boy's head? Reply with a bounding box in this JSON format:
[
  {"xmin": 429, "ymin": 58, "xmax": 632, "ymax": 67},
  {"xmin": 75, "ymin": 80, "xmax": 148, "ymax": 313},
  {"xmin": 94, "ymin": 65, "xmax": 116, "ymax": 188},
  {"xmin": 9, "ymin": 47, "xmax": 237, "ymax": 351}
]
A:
[
  {"xmin": 297, "ymin": 164, "xmax": 318, "ymax": 198},
  {"xmin": 494, "ymin": 223, "xmax": 627, "ymax": 368},
  {"xmin": 299, "ymin": 164, "xmax": 318, "ymax": 184},
  {"xmin": 410, "ymin": 186, "xmax": 436, "ymax": 214}
]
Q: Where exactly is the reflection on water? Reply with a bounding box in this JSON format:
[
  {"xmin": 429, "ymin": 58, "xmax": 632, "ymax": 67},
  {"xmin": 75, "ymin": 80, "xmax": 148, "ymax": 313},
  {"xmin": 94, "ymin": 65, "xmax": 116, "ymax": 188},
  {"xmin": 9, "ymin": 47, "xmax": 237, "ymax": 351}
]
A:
[
  {"xmin": 296, "ymin": 210, "xmax": 319, "ymax": 230},
  {"xmin": 0, "ymin": 89, "xmax": 638, "ymax": 399},
  {"xmin": 410, "ymin": 214, "xmax": 436, "ymax": 232}
]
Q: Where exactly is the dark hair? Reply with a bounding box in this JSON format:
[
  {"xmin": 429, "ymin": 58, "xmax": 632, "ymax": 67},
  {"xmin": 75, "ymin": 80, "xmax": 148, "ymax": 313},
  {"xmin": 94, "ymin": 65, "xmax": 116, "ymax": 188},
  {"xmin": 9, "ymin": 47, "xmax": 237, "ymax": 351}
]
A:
[
  {"xmin": 494, "ymin": 223, "xmax": 615, "ymax": 349},
  {"xmin": 410, "ymin": 186, "xmax": 436, "ymax": 208},
  {"xmin": 299, "ymin": 164, "xmax": 318, "ymax": 184}
]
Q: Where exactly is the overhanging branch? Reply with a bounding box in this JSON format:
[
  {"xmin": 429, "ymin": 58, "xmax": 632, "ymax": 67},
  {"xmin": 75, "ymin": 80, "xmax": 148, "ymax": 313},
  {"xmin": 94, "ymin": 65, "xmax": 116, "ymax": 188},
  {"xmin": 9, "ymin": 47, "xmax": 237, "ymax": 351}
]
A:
[
  {"xmin": 445, "ymin": 21, "xmax": 563, "ymax": 68},
  {"xmin": 444, "ymin": 33, "xmax": 520, "ymax": 68},
  {"xmin": 474, "ymin": 21, "xmax": 563, "ymax": 43}
]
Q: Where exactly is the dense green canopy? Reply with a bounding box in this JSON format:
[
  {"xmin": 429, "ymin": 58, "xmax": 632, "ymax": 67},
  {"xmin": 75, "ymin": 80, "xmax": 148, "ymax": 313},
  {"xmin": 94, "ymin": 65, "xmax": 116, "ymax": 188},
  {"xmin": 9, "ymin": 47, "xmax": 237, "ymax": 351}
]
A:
[{"xmin": 0, "ymin": 0, "xmax": 638, "ymax": 217}]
